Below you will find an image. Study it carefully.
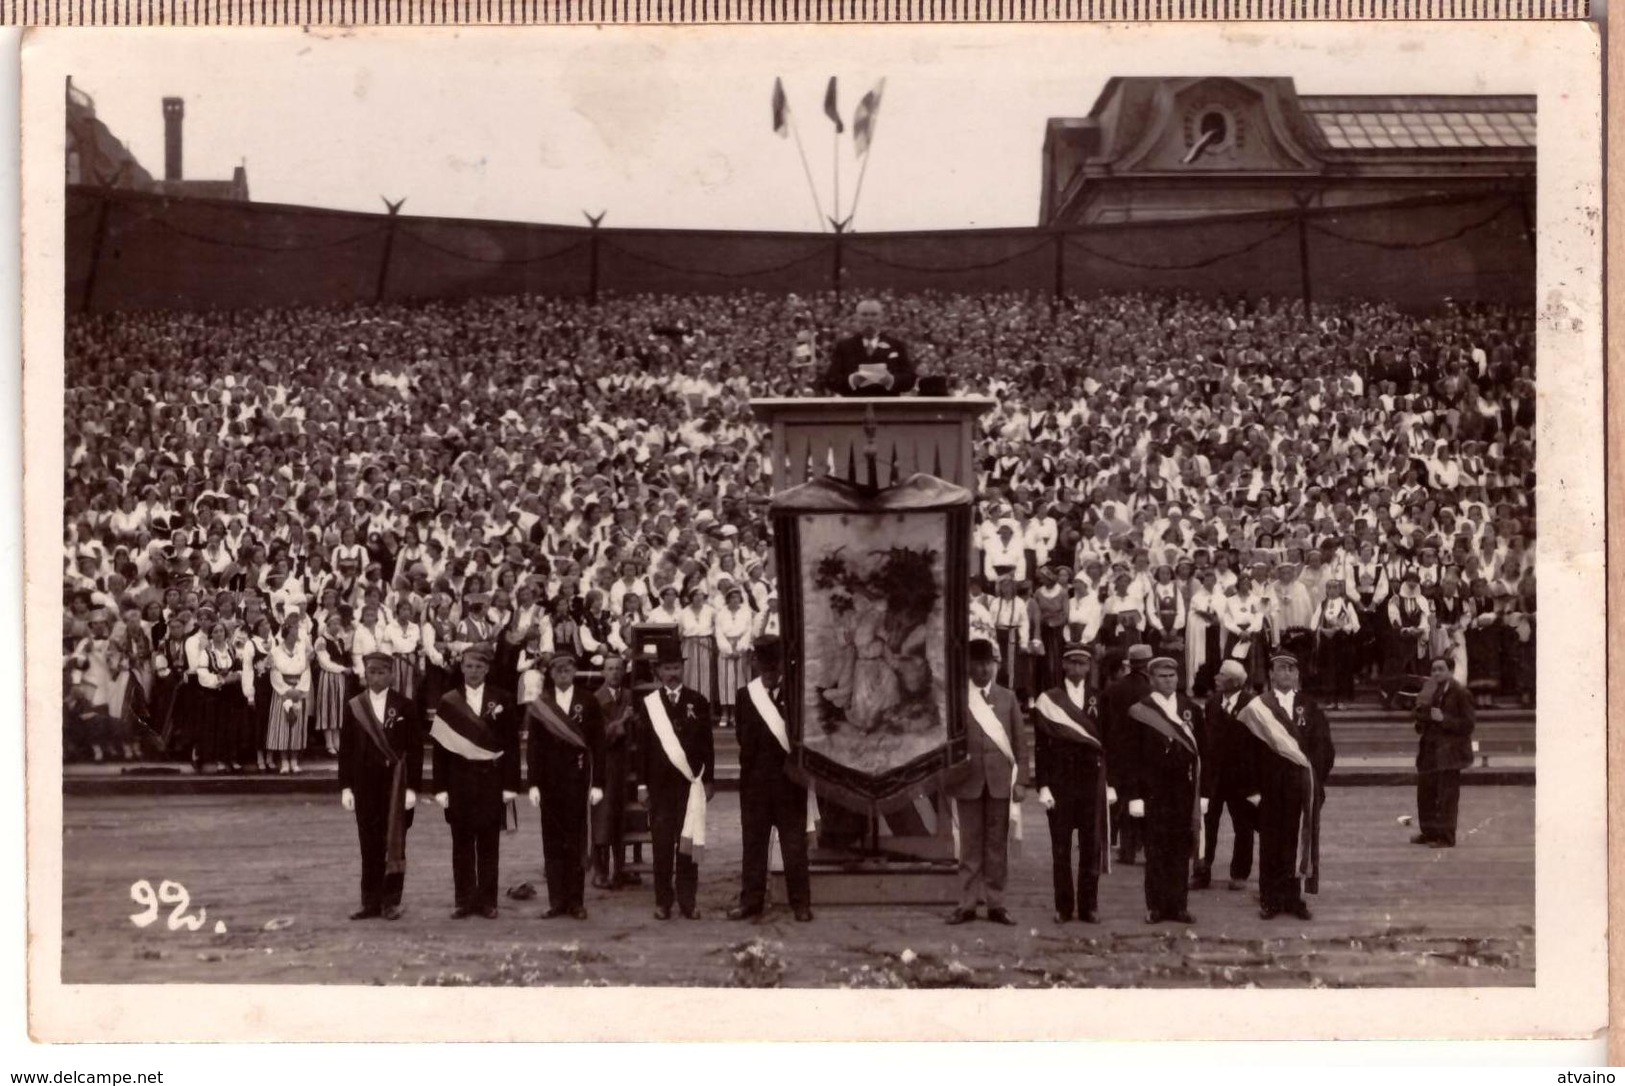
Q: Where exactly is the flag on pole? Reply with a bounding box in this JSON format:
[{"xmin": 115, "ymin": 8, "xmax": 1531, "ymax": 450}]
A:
[
  {"xmin": 771, "ymin": 77, "xmax": 790, "ymax": 138},
  {"xmin": 823, "ymin": 76, "xmax": 844, "ymax": 133},
  {"xmin": 853, "ymin": 78, "xmax": 886, "ymax": 157}
]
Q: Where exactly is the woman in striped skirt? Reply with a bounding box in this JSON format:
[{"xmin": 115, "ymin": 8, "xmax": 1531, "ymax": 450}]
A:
[
  {"xmin": 678, "ymin": 586, "xmax": 717, "ymax": 703},
  {"xmin": 265, "ymin": 613, "xmax": 311, "ymax": 774},
  {"xmin": 713, "ymin": 585, "xmax": 754, "ymax": 726},
  {"xmin": 311, "ymin": 612, "xmax": 349, "ymax": 756},
  {"xmin": 388, "ymin": 600, "xmax": 423, "ymax": 704}
]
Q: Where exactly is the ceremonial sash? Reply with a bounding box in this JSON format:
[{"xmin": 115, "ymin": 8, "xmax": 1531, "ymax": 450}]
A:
[
  {"xmin": 1033, "ymin": 689, "xmax": 1110, "ymax": 875},
  {"xmin": 746, "ymin": 679, "xmax": 819, "ymax": 840},
  {"xmin": 430, "ymin": 690, "xmax": 503, "ymax": 761},
  {"xmin": 644, "ymin": 690, "xmax": 707, "ymax": 858},
  {"xmin": 347, "ymin": 692, "xmax": 409, "ymax": 877},
  {"xmin": 526, "ymin": 693, "xmax": 594, "ymax": 866},
  {"xmin": 1127, "ymin": 698, "xmax": 1204, "ymax": 862},
  {"xmin": 967, "ymin": 684, "xmax": 1022, "ymax": 853},
  {"xmin": 1235, "ymin": 693, "xmax": 1317, "ymax": 883}
]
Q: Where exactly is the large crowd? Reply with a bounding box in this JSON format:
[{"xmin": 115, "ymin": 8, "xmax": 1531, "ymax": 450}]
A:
[{"xmin": 60, "ymin": 288, "xmax": 1536, "ymax": 768}]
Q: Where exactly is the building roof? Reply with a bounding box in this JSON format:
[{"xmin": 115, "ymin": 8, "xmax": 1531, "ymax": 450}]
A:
[{"xmin": 1297, "ymin": 95, "xmax": 1536, "ymax": 151}]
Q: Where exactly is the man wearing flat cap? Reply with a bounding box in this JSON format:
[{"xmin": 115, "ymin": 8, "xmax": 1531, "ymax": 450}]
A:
[
  {"xmin": 1192, "ymin": 660, "xmax": 1259, "ymax": 892},
  {"xmin": 1233, "ymin": 652, "xmax": 1336, "ymax": 920},
  {"xmin": 1031, "ymin": 643, "xmax": 1109, "ymax": 924},
  {"xmin": 638, "ymin": 639, "xmax": 715, "ymax": 920},
  {"xmin": 526, "ymin": 651, "xmax": 607, "ymax": 919},
  {"xmin": 339, "ymin": 651, "xmax": 424, "ymax": 921},
  {"xmin": 431, "ymin": 642, "xmax": 521, "ymax": 919},
  {"xmin": 1125, "ymin": 656, "xmax": 1204, "ymax": 924},
  {"xmin": 728, "ymin": 636, "xmax": 813, "ymax": 923},
  {"xmin": 945, "ymin": 638, "xmax": 1026, "ymax": 926}
]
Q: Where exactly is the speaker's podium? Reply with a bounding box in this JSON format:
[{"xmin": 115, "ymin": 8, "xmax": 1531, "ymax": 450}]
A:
[{"xmin": 750, "ymin": 395, "xmax": 995, "ymax": 905}]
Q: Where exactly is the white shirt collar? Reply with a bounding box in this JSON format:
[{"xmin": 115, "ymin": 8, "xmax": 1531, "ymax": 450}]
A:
[
  {"xmin": 367, "ymin": 687, "xmax": 391, "ymax": 716},
  {"xmin": 1150, "ymin": 690, "xmax": 1182, "ymax": 719},
  {"xmin": 465, "ymin": 683, "xmax": 485, "ymax": 712},
  {"xmin": 1273, "ymin": 688, "xmax": 1296, "ymax": 713},
  {"xmin": 1065, "ymin": 679, "xmax": 1088, "ymax": 708},
  {"xmin": 554, "ymin": 684, "xmax": 574, "ymax": 712}
]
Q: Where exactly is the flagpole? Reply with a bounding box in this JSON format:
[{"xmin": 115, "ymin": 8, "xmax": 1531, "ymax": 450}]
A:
[
  {"xmin": 832, "ymin": 125, "xmax": 841, "ymax": 228},
  {"xmin": 849, "ymin": 145, "xmax": 874, "ymax": 229},
  {"xmin": 787, "ymin": 113, "xmax": 827, "ymax": 232}
]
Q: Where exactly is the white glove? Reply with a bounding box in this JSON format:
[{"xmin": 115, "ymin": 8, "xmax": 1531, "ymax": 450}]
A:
[
  {"xmin": 404, "ymin": 789, "xmax": 417, "ymax": 811},
  {"xmin": 1201, "ymin": 797, "xmax": 1210, "ymax": 815},
  {"xmin": 637, "ymin": 784, "xmax": 649, "ymax": 805},
  {"xmin": 1247, "ymin": 793, "xmax": 1262, "ymax": 807},
  {"xmin": 1128, "ymin": 799, "xmax": 1145, "ymax": 818},
  {"xmin": 590, "ymin": 787, "xmax": 604, "ymax": 806},
  {"xmin": 340, "ymin": 788, "xmax": 355, "ymax": 812},
  {"xmin": 528, "ymin": 786, "xmax": 541, "ymax": 808},
  {"xmin": 502, "ymin": 791, "xmax": 518, "ymax": 803},
  {"xmin": 1037, "ymin": 786, "xmax": 1055, "ymax": 811},
  {"xmin": 1107, "ymin": 786, "xmax": 1118, "ymax": 805},
  {"xmin": 434, "ymin": 792, "xmax": 449, "ymax": 809}
]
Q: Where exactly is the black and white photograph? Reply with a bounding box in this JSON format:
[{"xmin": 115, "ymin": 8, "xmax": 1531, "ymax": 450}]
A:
[{"xmin": 20, "ymin": 22, "xmax": 1605, "ymax": 1042}]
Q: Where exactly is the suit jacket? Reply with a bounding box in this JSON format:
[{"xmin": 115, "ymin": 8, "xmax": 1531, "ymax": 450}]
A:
[
  {"xmin": 339, "ymin": 687, "xmax": 424, "ymax": 824},
  {"xmin": 1128, "ymin": 692, "xmax": 1202, "ymax": 809},
  {"xmin": 946, "ymin": 683, "xmax": 1026, "ymax": 800},
  {"xmin": 734, "ymin": 678, "xmax": 798, "ymax": 796},
  {"xmin": 1246, "ymin": 688, "xmax": 1336, "ymax": 802},
  {"xmin": 639, "ymin": 685, "xmax": 715, "ymax": 805},
  {"xmin": 432, "ymin": 685, "xmax": 522, "ymax": 830},
  {"xmin": 1031, "ymin": 684, "xmax": 1105, "ymax": 808},
  {"xmin": 822, "ymin": 332, "xmax": 916, "ymax": 397},
  {"xmin": 1415, "ymin": 676, "xmax": 1475, "ymax": 772},
  {"xmin": 595, "ymin": 682, "xmax": 639, "ymax": 787},
  {"xmin": 1101, "ymin": 669, "xmax": 1151, "ymax": 793},
  {"xmin": 1199, "ymin": 689, "xmax": 1258, "ymax": 800},
  {"xmin": 526, "ymin": 682, "xmax": 607, "ymax": 796}
]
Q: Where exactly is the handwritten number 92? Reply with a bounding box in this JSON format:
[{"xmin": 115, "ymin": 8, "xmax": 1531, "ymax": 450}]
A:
[{"xmin": 129, "ymin": 879, "xmax": 207, "ymax": 931}]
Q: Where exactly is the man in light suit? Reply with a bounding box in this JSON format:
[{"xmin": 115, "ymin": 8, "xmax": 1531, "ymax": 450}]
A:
[
  {"xmin": 945, "ymin": 638, "xmax": 1027, "ymax": 926},
  {"xmin": 821, "ymin": 298, "xmax": 916, "ymax": 397}
]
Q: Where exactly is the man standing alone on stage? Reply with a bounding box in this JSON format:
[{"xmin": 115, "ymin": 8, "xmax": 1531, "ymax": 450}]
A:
[
  {"xmin": 946, "ymin": 638, "xmax": 1026, "ymax": 926},
  {"xmin": 822, "ymin": 298, "xmax": 916, "ymax": 397},
  {"xmin": 1412, "ymin": 655, "xmax": 1474, "ymax": 848},
  {"xmin": 339, "ymin": 651, "xmax": 423, "ymax": 921},
  {"xmin": 431, "ymin": 643, "xmax": 520, "ymax": 919},
  {"xmin": 1236, "ymin": 653, "xmax": 1336, "ymax": 920},
  {"xmin": 639, "ymin": 641, "xmax": 715, "ymax": 920},
  {"xmin": 1032, "ymin": 642, "xmax": 1110, "ymax": 924},
  {"xmin": 728, "ymin": 636, "xmax": 814, "ymax": 923}
]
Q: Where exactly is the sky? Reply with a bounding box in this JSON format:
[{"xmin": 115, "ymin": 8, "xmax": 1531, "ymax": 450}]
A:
[{"xmin": 55, "ymin": 26, "xmax": 1538, "ymax": 233}]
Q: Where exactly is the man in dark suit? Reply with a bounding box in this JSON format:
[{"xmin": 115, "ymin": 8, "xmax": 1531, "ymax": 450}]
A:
[
  {"xmin": 1413, "ymin": 655, "xmax": 1475, "ymax": 848},
  {"xmin": 339, "ymin": 651, "xmax": 424, "ymax": 921},
  {"xmin": 946, "ymin": 638, "xmax": 1026, "ymax": 926},
  {"xmin": 821, "ymin": 298, "xmax": 916, "ymax": 397},
  {"xmin": 431, "ymin": 642, "xmax": 521, "ymax": 919},
  {"xmin": 526, "ymin": 651, "xmax": 606, "ymax": 919},
  {"xmin": 1192, "ymin": 659, "xmax": 1259, "ymax": 892},
  {"xmin": 1031, "ymin": 643, "xmax": 1109, "ymax": 924},
  {"xmin": 592, "ymin": 654, "xmax": 640, "ymax": 888},
  {"xmin": 727, "ymin": 636, "xmax": 813, "ymax": 923},
  {"xmin": 1235, "ymin": 652, "xmax": 1336, "ymax": 920},
  {"xmin": 1126, "ymin": 656, "xmax": 1203, "ymax": 924},
  {"xmin": 638, "ymin": 641, "xmax": 715, "ymax": 920},
  {"xmin": 1102, "ymin": 643, "xmax": 1152, "ymax": 864}
]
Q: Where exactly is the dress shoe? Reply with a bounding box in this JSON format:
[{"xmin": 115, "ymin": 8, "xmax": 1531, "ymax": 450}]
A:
[
  {"xmin": 450, "ymin": 907, "xmax": 472, "ymax": 919},
  {"xmin": 569, "ymin": 905, "xmax": 589, "ymax": 920},
  {"xmin": 1079, "ymin": 910, "xmax": 1101, "ymax": 924},
  {"xmin": 381, "ymin": 905, "xmax": 403, "ymax": 921},
  {"xmin": 793, "ymin": 908, "xmax": 814, "ymax": 923},
  {"xmin": 1189, "ymin": 869, "xmax": 1212, "ymax": 891},
  {"xmin": 986, "ymin": 908, "xmax": 1016, "ymax": 926},
  {"xmin": 653, "ymin": 906, "xmax": 673, "ymax": 920},
  {"xmin": 1227, "ymin": 878, "xmax": 1248, "ymax": 891},
  {"xmin": 479, "ymin": 905, "xmax": 500, "ymax": 919},
  {"xmin": 1429, "ymin": 839, "xmax": 1455, "ymax": 849},
  {"xmin": 541, "ymin": 906, "xmax": 568, "ymax": 919},
  {"xmin": 1258, "ymin": 905, "xmax": 1281, "ymax": 920},
  {"xmin": 1288, "ymin": 901, "xmax": 1313, "ymax": 920},
  {"xmin": 944, "ymin": 908, "xmax": 976, "ymax": 925},
  {"xmin": 349, "ymin": 907, "xmax": 382, "ymax": 921},
  {"xmin": 727, "ymin": 904, "xmax": 764, "ymax": 921},
  {"xmin": 680, "ymin": 906, "xmax": 701, "ymax": 920},
  {"xmin": 1170, "ymin": 910, "xmax": 1196, "ymax": 924},
  {"xmin": 1410, "ymin": 833, "xmax": 1436, "ymax": 845},
  {"xmin": 1144, "ymin": 910, "xmax": 1164, "ymax": 924},
  {"xmin": 1053, "ymin": 911, "xmax": 1072, "ymax": 924}
]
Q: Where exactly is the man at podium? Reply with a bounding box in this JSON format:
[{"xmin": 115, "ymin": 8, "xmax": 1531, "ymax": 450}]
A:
[{"xmin": 822, "ymin": 298, "xmax": 916, "ymax": 397}]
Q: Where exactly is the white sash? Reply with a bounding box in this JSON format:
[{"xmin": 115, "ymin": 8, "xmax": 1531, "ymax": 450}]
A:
[
  {"xmin": 643, "ymin": 690, "xmax": 707, "ymax": 855},
  {"xmin": 967, "ymin": 684, "xmax": 1022, "ymax": 849},
  {"xmin": 748, "ymin": 678, "xmax": 790, "ymax": 754},
  {"xmin": 1032, "ymin": 692, "xmax": 1103, "ymax": 749}
]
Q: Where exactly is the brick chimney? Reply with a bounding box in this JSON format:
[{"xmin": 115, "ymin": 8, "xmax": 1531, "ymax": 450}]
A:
[{"xmin": 162, "ymin": 97, "xmax": 183, "ymax": 182}]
